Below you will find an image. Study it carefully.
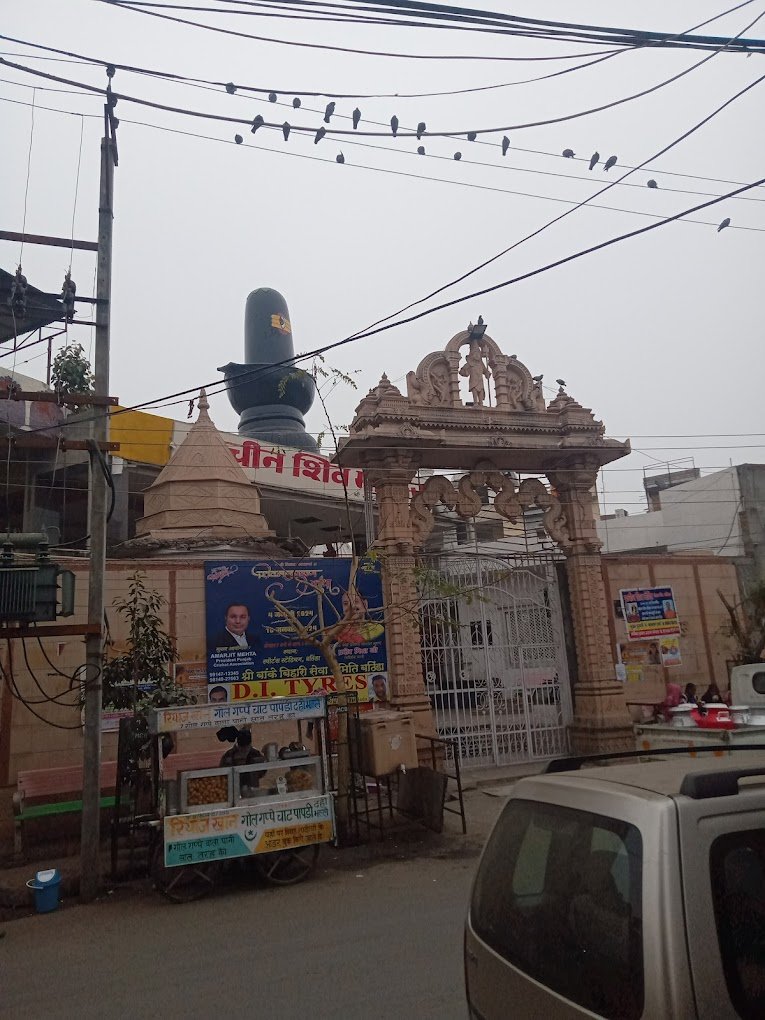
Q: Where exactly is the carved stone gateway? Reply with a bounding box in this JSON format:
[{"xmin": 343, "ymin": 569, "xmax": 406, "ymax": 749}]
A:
[{"xmin": 336, "ymin": 325, "xmax": 634, "ymax": 753}]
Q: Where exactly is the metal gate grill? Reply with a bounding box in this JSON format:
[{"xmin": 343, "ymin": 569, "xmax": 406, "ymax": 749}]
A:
[{"xmin": 419, "ymin": 554, "xmax": 572, "ymax": 769}]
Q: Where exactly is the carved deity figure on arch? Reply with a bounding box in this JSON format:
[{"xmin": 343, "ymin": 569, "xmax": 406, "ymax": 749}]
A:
[{"xmin": 459, "ymin": 343, "xmax": 491, "ymax": 407}]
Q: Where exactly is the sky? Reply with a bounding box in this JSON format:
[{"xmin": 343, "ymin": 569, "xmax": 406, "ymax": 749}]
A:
[{"xmin": 1, "ymin": 0, "xmax": 764, "ymax": 525}]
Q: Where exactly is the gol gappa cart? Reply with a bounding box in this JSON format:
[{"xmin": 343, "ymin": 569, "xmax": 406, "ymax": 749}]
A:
[{"xmin": 146, "ymin": 695, "xmax": 334, "ymax": 902}]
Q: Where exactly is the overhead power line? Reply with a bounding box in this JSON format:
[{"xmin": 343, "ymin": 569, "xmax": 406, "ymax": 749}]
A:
[
  {"xmin": 343, "ymin": 55, "xmax": 765, "ymax": 339},
  {"xmin": 2, "ymin": 25, "xmax": 762, "ymax": 141},
  {"xmin": 4, "ymin": 85, "xmax": 765, "ymax": 235},
  {"xmin": 11, "ymin": 171, "xmax": 765, "ymax": 444},
  {"xmin": 101, "ymin": 0, "xmax": 765, "ymax": 55},
  {"xmin": 2, "ymin": 21, "xmax": 762, "ymax": 187},
  {"xmin": 0, "ymin": 31, "xmax": 626, "ymax": 100}
]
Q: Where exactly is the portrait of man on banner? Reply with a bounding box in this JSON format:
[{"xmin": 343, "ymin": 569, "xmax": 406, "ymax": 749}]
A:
[{"xmin": 204, "ymin": 557, "xmax": 388, "ymax": 703}]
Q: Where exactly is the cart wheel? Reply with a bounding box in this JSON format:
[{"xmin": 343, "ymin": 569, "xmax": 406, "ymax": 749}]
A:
[
  {"xmin": 256, "ymin": 843, "xmax": 320, "ymax": 886},
  {"xmin": 151, "ymin": 842, "xmax": 221, "ymax": 903}
]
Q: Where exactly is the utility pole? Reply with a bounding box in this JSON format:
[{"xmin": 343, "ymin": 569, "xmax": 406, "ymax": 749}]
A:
[{"xmin": 80, "ymin": 71, "xmax": 118, "ymax": 902}]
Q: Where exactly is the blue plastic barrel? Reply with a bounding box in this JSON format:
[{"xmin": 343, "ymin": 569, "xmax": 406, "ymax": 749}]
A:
[{"xmin": 26, "ymin": 868, "xmax": 62, "ymax": 913}]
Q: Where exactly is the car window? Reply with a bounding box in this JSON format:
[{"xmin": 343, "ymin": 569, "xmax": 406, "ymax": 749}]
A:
[
  {"xmin": 710, "ymin": 831, "xmax": 765, "ymax": 1019},
  {"xmin": 471, "ymin": 798, "xmax": 644, "ymax": 1019}
]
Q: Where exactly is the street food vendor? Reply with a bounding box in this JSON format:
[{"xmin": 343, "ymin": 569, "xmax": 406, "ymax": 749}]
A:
[
  {"xmin": 219, "ymin": 727, "xmax": 263, "ymax": 767},
  {"xmin": 219, "ymin": 727, "xmax": 267, "ymax": 794}
]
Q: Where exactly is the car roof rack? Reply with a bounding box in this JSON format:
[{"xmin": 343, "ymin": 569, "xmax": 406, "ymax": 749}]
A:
[
  {"xmin": 679, "ymin": 767, "xmax": 765, "ymax": 799},
  {"xmin": 545, "ymin": 744, "xmax": 765, "ymax": 774}
]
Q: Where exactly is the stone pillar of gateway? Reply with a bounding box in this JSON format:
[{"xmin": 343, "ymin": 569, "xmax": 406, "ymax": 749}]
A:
[{"xmin": 335, "ymin": 321, "xmax": 635, "ymax": 754}]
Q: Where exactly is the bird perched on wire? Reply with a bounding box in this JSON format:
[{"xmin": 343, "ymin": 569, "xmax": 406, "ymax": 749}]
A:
[
  {"xmin": 336, "ymin": 152, "xmax": 345, "ymax": 164},
  {"xmin": 588, "ymin": 151, "xmax": 599, "ymax": 170},
  {"xmin": 225, "ymin": 82, "xmax": 236, "ymax": 94},
  {"xmin": 324, "ymin": 101, "xmax": 336, "ymax": 123},
  {"xmin": 251, "ymin": 114, "xmax": 264, "ymax": 133},
  {"xmin": 292, "ymin": 97, "xmax": 301, "ymax": 109},
  {"xmin": 352, "ymin": 107, "xmax": 361, "ymax": 129},
  {"xmin": 268, "ymin": 92, "xmax": 277, "ymax": 103},
  {"xmin": 467, "ymin": 131, "xmax": 477, "ymax": 142},
  {"xmin": 646, "ymin": 179, "xmax": 658, "ymax": 189},
  {"xmin": 717, "ymin": 217, "xmax": 731, "ymax": 232},
  {"xmin": 282, "ymin": 122, "xmax": 291, "ymax": 141},
  {"xmin": 417, "ymin": 145, "xmax": 425, "ymax": 155},
  {"xmin": 234, "ymin": 134, "xmax": 243, "ymax": 144},
  {"xmin": 314, "ymin": 126, "xmax": 326, "ymax": 144},
  {"xmin": 562, "ymin": 148, "xmax": 575, "ymax": 158},
  {"xmin": 454, "ymin": 151, "xmax": 462, "ymax": 160},
  {"xmin": 603, "ymin": 155, "xmax": 617, "ymax": 171},
  {"xmin": 416, "ymin": 121, "xmax": 426, "ymax": 140},
  {"xmin": 502, "ymin": 135, "xmax": 510, "ymax": 156}
]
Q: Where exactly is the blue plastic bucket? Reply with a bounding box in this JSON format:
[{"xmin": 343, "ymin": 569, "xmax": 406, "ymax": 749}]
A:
[{"xmin": 26, "ymin": 868, "xmax": 62, "ymax": 913}]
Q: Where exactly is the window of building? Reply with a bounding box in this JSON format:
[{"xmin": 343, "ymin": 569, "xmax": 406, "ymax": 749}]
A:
[
  {"xmin": 471, "ymin": 799, "xmax": 644, "ymax": 1019},
  {"xmin": 470, "ymin": 620, "xmax": 493, "ymax": 646},
  {"xmin": 475, "ymin": 519, "xmax": 503, "ymax": 542},
  {"xmin": 710, "ymin": 830, "xmax": 765, "ymax": 1019}
]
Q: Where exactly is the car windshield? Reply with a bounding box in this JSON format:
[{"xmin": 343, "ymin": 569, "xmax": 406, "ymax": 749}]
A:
[{"xmin": 471, "ymin": 797, "xmax": 644, "ymax": 1019}]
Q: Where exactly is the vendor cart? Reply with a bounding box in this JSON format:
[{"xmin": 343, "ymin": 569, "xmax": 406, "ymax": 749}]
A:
[{"xmin": 145, "ymin": 695, "xmax": 334, "ymax": 902}]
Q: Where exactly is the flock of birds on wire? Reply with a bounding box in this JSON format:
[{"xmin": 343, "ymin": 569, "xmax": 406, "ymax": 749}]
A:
[{"xmin": 229, "ymin": 89, "xmax": 733, "ymax": 233}]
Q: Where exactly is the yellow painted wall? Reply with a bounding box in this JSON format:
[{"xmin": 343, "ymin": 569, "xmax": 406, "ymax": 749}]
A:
[{"xmin": 110, "ymin": 407, "xmax": 174, "ymax": 466}]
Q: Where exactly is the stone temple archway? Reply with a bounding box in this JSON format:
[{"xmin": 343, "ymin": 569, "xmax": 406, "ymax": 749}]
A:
[{"xmin": 336, "ymin": 323, "xmax": 634, "ymax": 753}]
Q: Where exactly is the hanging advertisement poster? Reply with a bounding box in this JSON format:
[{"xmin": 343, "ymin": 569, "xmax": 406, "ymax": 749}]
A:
[
  {"xmin": 659, "ymin": 636, "xmax": 682, "ymax": 667},
  {"xmin": 173, "ymin": 660, "xmax": 209, "ymax": 703},
  {"xmin": 204, "ymin": 558, "xmax": 388, "ymax": 703},
  {"xmin": 620, "ymin": 587, "xmax": 681, "ymax": 641}
]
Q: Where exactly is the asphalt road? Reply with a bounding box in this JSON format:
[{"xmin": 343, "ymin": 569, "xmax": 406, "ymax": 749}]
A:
[{"xmin": 3, "ymin": 848, "xmax": 477, "ymax": 1019}]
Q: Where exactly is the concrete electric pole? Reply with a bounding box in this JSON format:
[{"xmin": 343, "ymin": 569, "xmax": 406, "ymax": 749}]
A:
[{"xmin": 80, "ymin": 75, "xmax": 118, "ymax": 902}]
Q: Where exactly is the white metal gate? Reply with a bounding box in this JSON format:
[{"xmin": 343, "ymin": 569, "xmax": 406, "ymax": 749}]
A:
[{"xmin": 420, "ymin": 554, "xmax": 572, "ymax": 769}]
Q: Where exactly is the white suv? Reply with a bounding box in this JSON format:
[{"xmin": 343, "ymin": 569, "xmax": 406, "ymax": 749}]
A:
[{"xmin": 465, "ymin": 752, "xmax": 765, "ymax": 1019}]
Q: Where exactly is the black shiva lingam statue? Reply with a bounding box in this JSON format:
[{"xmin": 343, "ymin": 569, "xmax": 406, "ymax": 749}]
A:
[{"xmin": 218, "ymin": 288, "xmax": 318, "ymax": 453}]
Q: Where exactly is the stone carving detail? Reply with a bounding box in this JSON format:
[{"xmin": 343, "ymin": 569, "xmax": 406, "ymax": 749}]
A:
[
  {"xmin": 398, "ymin": 424, "xmax": 419, "ymax": 439},
  {"xmin": 405, "ymin": 329, "xmax": 548, "ymax": 414},
  {"xmin": 530, "ymin": 374, "xmax": 547, "ymax": 412},
  {"xmin": 547, "ymin": 465, "xmax": 602, "ymax": 554},
  {"xmin": 409, "ymin": 475, "xmax": 457, "ymax": 544},
  {"xmin": 406, "ymin": 354, "xmax": 457, "ymax": 407},
  {"xmin": 459, "ymin": 343, "xmax": 491, "ymax": 407},
  {"xmin": 408, "ymin": 469, "xmax": 570, "ymax": 548}
]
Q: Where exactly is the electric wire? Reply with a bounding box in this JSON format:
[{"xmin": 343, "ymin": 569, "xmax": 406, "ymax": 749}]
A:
[
  {"xmin": 0, "ymin": 68, "xmax": 761, "ymax": 197},
  {"xmin": 96, "ymin": 0, "xmax": 641, "ymax": 61},
  {"xmin": 0, "ymin": 32, "xmax": 627, "ymax": 100},
  {"xmin": 2, "ymin": 85, "xmax": 764, "ymax": 238},
  {"xmin": 100, "ymin": 0, "xmax": 765, "ymax": 55},
  {"xmin": 9, "ymin": 47, "xmax": 760, "ymax": 139},
  {"xmin": 343, "ymin": 58, "xmax": 765, "ymax": 339}
]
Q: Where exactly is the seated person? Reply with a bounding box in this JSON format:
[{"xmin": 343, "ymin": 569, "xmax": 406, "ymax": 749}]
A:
[
  {"xmin": 681, "ymin": 683, "xmax": 699, "ymax": 705},
  {"xmin": 219, "ymin": 728, "xmax": 266, "ymax": 792}
]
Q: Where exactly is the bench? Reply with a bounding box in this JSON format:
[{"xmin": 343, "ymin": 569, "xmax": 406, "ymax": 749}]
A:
[
  {"xmin": 12, "ymin": 751, "xmax": 226, "ymax": 857},
  {"xmin": 13, "ymin": 761, "xmax": 118, "ymax": 857}
]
